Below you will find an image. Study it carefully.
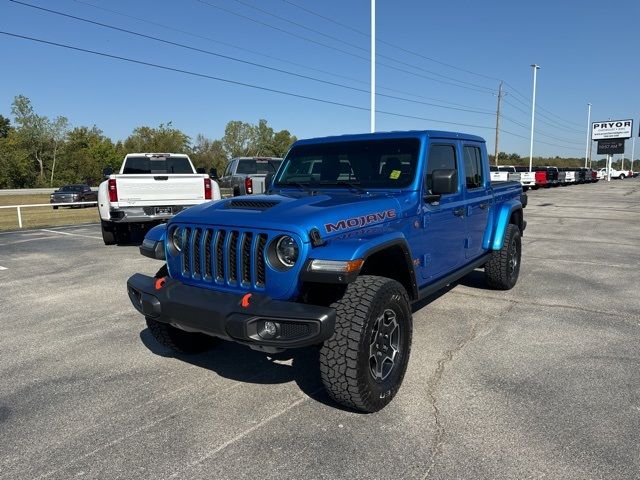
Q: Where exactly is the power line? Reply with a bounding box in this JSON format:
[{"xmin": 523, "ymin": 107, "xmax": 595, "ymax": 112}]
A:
[
  {"xmin": 278, "ymin": 0, "xmax": 585, "ymax": 129},
  {"xmin": 69, "ymin": 0, "xmax": 490, "ymax": 111},
  {"xmin": 501, "ymin": 129, "xmax": 580, "ymax": 151},
  {"xmin": 0, "ymin": 30, "xmax": 500, "ymax": 132},
  {"xmin": 228, "ymin": 0, "xmax": 497, "ymax": 92},
  {"xmin": 279, "ymin": 0, "xmax": 501, "ymax": 83},
  {"xmin": 503, "ymin": 97, "xmax": 584, "ymax": 134},
  {"xmin": 501, "ymin": 115, "xmax": 584, "ymax": 145},
  {"xmin": 10, "ymin": 1, "xmax": 495, "ymax": 116},
  {"xmin": 194, "ymin": 0, "xmax": 495, "ymax": 94}
]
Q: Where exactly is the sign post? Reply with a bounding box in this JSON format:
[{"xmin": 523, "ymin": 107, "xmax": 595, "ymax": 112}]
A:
[{"xmin": 592, "ymin": 119, "xmax": 633, "ymax": 181}]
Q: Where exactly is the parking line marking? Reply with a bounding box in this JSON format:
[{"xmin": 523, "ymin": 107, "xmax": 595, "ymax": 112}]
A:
[
  {"xmin": 39, "ymin": 229, "xmax": 101, "ymax": 240},
  {"xmin": 0, "ymin": 266, "xmax": 7, "ymax": 270}
]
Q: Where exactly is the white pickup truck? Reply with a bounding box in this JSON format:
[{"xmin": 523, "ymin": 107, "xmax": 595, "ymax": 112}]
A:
[
  {"xmin": 98, "ymin": 153, "xmax": 221, "ymax": 244},
  {"xmin": 490, "ymin": 165, "xmax": 535, "ymax": 190}
]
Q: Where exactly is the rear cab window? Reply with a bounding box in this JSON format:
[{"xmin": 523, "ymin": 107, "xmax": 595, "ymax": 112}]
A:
[
  {"xmin": 122, "ymin": 156, "xmax": 194, "ymax": 174},
  {"xmin": 463, "ymin": 145, "xmax": 484, "ymax": 189},
  {"xmin": 236, "ymin": 159, "xmax": 281, "ymax": 175}
]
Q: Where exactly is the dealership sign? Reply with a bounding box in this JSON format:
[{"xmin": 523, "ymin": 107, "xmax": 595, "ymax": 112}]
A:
[
  {"xmin": 591, "ymin": 120, "xmax": 633, "ymax": 140},
  {"xmin": 597, "ymin": 139, "xmax": 625, "ymax": 155}
]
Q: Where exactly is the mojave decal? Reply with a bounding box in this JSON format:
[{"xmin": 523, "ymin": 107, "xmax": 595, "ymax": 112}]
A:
[{"xmin": 324, "ymin": 209, "xmax": 397, "ymax": 233}]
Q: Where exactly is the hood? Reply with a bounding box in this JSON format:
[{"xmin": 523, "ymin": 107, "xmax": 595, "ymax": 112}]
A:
[{"xmin": 171, "ymin": 191, "xmax": 409, "ymax": 242}]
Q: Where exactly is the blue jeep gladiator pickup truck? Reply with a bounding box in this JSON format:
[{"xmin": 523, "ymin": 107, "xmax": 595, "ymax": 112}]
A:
[{"xmin": 127, "ymin": 130, "xmax": 526, "ymax": 412}]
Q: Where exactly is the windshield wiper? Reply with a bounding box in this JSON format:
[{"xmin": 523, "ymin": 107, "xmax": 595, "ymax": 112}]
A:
[
  {"xmin": 276, "ymin": 181, "xmax": 312, "ymax": 191},
  {"xmin": 320, "ymin": 180, "xmax": 366, "ymax": 194}
]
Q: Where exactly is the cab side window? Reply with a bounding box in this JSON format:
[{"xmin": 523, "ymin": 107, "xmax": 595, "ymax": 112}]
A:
[
  {"xmin": 426, "ymin": 144, "xmax": 457, "ymax": 193},
  {"xmin": 463, "ymin": 146, "xmax": 484, "ymax": 189}
]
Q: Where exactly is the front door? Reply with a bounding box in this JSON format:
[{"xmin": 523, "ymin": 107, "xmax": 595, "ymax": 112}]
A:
[
  {"xmin": 462, "ymin": 143, "xmax": 491, "ymax": 258},
  {"xmin": 418, "ymin": 143, "xmax": 466, "ymax": 280}
]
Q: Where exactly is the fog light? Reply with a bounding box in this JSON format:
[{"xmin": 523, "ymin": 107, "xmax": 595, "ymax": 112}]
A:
[{"xmin": 258, "ymin": 321, "xmax": 279, "ymax": 339}]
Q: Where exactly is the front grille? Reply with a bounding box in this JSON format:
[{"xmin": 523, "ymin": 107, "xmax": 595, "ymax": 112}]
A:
[{"xmin": 178, "ymin": 226, "xmax": 269, "ymax": 290}]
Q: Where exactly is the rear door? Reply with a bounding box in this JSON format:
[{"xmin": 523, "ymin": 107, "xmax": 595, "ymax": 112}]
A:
[
  {"xmin": 419, "ymin": 142, "xmax": 466, "ymax": 280},
  {"xmin": 462, "ymin": 143, "xmax": 491, "ymax": 259}
]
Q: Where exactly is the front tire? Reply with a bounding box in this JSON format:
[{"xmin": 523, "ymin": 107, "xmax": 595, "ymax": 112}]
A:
[
  {"xmin": 320, "ymin": 275, "xmax": 412, "ymax": 413},
  {"xmin": 619, "ymin": 174, "xmax": 625, "ymax": 179},
  {"xmin": 484, "ymin": 224, "xmax": 521, "ymax": 290}
]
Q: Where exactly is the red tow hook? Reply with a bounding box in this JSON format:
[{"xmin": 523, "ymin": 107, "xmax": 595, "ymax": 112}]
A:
[
  {"xmin": 241, "ymin": 293, "xmax": 252, "ymax": 308},
  {"xmin": 154, "ymin": 277, "xmax": 167, "ymax": 290}
]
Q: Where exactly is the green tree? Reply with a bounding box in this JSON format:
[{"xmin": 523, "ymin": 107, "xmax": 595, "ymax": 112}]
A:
[
  {"xmin": 271, "ymin": 128, "xmax": 296, "ymax": 157},
  {"xmin": 221, "ymin": 120, "xmax": 255, "ymax": 158},
  {"xmin": 49, "ymin": 116, "xmax": 70, "ymax": 185},
  {"xmin": 123, "ymin": 122, "xmax": 190, "ymax": 153},
  {"xmin": 0, "ymin": 131, "xmax": 36, "ymax": 188},
  {"xmin": 11, "ymin": 94, "xmax": 50, "ymax": 180},
  {"xmin": 0, "ymin": 114, "xmax": 11, "ymax": 138},
  {"xmin": 190, "ymin": 134, "xmax": 228, "ymax": 174},
  {"xmin": 59, "ymin": 126, "xmax": 120, "ymax": 186}
]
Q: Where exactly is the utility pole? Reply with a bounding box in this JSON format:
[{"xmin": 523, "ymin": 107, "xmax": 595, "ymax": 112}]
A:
[
  {"xmin": 494, "ymin": 82, "xmax": 504, "ymax": 167},
  {"xmin": 528, "ymin": 64, "xmax": 541, "ymax": 172},
  {"xmin": 370, "ymin": 0, "xmax": 375, "ymax": 133},
  {"xmin": 584, "ymin": 103, "xmax": 591, "ymax": 168},
  {"xmin": 631, "ymin": 136, "xmax": 635, "ymax": 173}
]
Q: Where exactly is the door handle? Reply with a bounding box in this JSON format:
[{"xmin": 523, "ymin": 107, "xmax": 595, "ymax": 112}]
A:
[
  {"xmin": 479, "ymin": 203, "xmax": 489, "ymax": 210},
  {"xmin": 453, "ymin": 208, "xmax": 465, "ymax": 217}
]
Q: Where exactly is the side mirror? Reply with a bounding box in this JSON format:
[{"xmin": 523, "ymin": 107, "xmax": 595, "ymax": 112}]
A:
[
  {"xmin": 209, "ymin": 167, "xmax": 218, "ymax": 179},
  {"xmin": 264, "ymin": 172, "xmax": 274, "ymax": 191},
  {"xmin": 196, "ymin": 167, "xmax": 206, "ymax": 174},
  {"xmin": 103, "ymin": 167, "xmax": 113, "ymax": 177},
  {"xmin": 431, "ymin": 169, "xmax": 458, "ymax": 195}
]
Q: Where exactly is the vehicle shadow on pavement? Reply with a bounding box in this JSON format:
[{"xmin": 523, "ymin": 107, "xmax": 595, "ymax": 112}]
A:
[
  {"xmin": 455, "ymin": 269, "xmax": 493, "ymax": 291},
  {"xmin": 139, "ymin": 328, "xmax": 347, "ymax": 411}
]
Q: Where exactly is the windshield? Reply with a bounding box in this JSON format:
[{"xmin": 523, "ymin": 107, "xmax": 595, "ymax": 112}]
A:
[
  {"xmin": 59, "ymin": 185, "xmax": 83, "ymax": 192},
  {"xmin": 275, "ymin": 138, "xmax": 419, "ymax": 189},
  {"xmin": 237, "ymin": 159, "xmax": 281, "ymax": 174},
  {"xmin": 122, "ymin": 156, "xmax": 193, "ymax": 174}
]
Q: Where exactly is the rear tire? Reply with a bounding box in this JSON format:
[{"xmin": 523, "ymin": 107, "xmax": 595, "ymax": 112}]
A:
[
  {"xmin": 319, "ymin": 275, "xmax": 412, "ymax": 413},
  {"xmin": 146, "ymin": 318, "xmax": 217, "ymax": 354},
  {"xmin": 619, "ymin": 174, "xmax": 625, "ymax": 180},
  {"xmin": 485, "ymin": 224, "xmax": 521, "ymax": 290},
  {"xmin": 101, "ymin": 220, "xmax": 116, "ymax": 245},
  {"xmin": 233, "ymin": 186, "xmax": 241, "ymax": 197}
]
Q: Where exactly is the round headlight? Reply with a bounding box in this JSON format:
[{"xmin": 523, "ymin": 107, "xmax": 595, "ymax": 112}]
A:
[
  {"xmin": 171, "ymin": 226, "xmax": 187, "ymax": 252},
  {"xmin": 275, "ymin": 236, "xmax": 299, "ymax": 267}
]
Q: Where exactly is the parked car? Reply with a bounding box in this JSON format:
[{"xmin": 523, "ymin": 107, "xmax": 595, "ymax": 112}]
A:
[
  {"xmin": 218, "ymin": 157, "xmax": 283, "ymax": 196},
  {"xmin": 127, "ymin": 130, "xmax": 527, "ymax": 413},
  {"xmin": 532, "ymin": 168, "xmax": 547, "ymax": 189},
  {"xmin": 597, "ymin": 167, "xmax": 627, "ymax": 179},
  {"xmin": 561, "ymin": 168, "xmax": 577, "ymax": 185},
  {"xmin": 596, "ymin": 168, "xmax": 605, "ymax": 180},
  {"xmin": 514, "ymin": 166, "xmax": 536, "ymax": 190},
  {"xmin": 50, "ymin": 184, "xmax": 97, "ymax": 209},
  {"xmin": 98, "ymin": 153, "xmax": 221, "ymax": 245}
]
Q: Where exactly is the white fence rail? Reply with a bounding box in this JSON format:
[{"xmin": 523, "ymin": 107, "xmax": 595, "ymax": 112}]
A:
[{"xmin": 0, "ymin": 201, "xmax": 98, "ymax": 229}]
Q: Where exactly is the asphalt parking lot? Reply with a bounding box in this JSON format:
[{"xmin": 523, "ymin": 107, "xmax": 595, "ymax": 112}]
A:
[{"xmin": 1, "ymin": 179, "xmax": 639, "ymax": 480}]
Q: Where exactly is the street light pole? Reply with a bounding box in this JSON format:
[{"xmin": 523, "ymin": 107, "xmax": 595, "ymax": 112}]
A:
[
  {"xmin": 370, "ymin": 0, "xmax": 375, "ymax": 133},
  {"xmin": 584, "ymin": 103, "xmax": 591, "ymax": 168},
  {"xmin": 631, "ymin": 136, "xmax": 636, "ymax": 173},
  {"xmin": 528, "ymin": 64, "xmax": 540, "ymax": 172}
]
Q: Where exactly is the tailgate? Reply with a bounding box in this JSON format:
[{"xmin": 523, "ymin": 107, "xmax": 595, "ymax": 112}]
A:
[
  {"xmin": 114, "ymin": 175, "xmax": 206, "ymax": 205},
  {"xmin": 251, "ymin": 176, "xmax": 266, "ymax": 194}
]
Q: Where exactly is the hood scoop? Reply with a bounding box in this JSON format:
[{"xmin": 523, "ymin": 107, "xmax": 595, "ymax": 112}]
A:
[{"xmin": 227, "ymin": 199, "xmax": 280, "ymax": 210}]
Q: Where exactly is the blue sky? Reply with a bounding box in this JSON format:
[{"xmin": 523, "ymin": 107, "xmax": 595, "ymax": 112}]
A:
[{"xmin": 1, "ymin": 0, "xmax": 638, "ymax": 158}]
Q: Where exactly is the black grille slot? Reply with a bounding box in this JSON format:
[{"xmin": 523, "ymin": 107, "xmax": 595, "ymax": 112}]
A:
[
  {"xmin": 279, "ymin": 322, "xmax": 310, "ymax": 340},
  {"xmin": 228, "ymin": 231, "xmax": 239, "ymax": 283},
  {"xmin": 182, "ymin": 227, "xmax": 191, "ymax": 275},
  {"xmin": 256, "ymin": 234, "xmax": 267, "ymax": 286},
  {"xmin": 203, "ymin": 229, "xmax": 213, "ymax": 280},
  {"xmin": 228, "ymin": 199, "xmax": 279, "ymax": 210},
  {"xmin": 215, "ymin": 230, "xmax": 226, "ymax": 281},
  {"xmin": 241, "ymin": 233, "xmax": 253, "ymax": 284},
  {"xmin": 192, "ymin": 228, "xmax": 202, "ymax": 277}
]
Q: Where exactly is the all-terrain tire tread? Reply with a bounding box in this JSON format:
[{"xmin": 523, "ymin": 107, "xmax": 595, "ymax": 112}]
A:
[
  {"xmin": 319, "ymin": 275, "xmax": 411, "ymax": 412},
  {"xmin": 484, "ymin": 224, "xmax": 520, "ymax": 290}
]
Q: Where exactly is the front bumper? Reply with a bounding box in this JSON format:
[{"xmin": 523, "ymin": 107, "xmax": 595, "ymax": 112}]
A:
[{"xmin": 127, "ymin": 274, "xmax": 336, "ymax": 349}]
